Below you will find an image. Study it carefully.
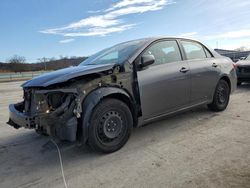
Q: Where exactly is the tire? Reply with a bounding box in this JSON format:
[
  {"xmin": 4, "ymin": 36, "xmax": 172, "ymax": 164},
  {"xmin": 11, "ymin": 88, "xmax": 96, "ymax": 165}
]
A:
[
  {"xmin": 237, "ymin": 81, "xmax": 242, "ymax": 86},
  {"xmin": 208, "ymin": 79, "xmax": 230, "ymax": 112},
  {"xmin": 88, "ymin": 98, "xmax": 133, "ymax": 153}
]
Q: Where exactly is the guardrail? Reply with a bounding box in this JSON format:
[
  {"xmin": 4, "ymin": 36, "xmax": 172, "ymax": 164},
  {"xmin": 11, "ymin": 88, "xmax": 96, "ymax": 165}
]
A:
[{"xmin": 0, "ymin": 71, "xmax": 50, "ymax": 82}]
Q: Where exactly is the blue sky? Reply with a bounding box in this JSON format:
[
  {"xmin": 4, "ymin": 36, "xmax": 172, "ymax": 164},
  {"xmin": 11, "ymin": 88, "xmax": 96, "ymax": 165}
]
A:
[{"xmin": 1, "ymin": 0, "xmax": 250, "ymax": 62}]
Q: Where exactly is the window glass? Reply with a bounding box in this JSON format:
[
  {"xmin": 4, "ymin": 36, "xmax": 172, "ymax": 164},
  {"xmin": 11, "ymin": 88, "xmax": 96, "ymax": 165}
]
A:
[
  {"xmin": 143, "ymin": 40, "xmax": 182, "ymax": 65},
  {"xmin": 204, "ymin": 47, "xmax": 213, "ymax": 58},
  {"xmin": 246, "ymin": 55, "xmax": 250, "ymax": 60},
  {"xmin": 80, "ymin": 39, "xmax": 146, "ymax": 66},
  {"xmin": 181, "ymin": 41, "xmax": 207, "ymax": 60}
]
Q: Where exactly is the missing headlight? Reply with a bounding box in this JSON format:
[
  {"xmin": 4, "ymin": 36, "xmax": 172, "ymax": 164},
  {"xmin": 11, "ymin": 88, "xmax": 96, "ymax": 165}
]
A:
[{"xmin": 47, "ymin": 92, "xmax": 67, "ymax": 110}]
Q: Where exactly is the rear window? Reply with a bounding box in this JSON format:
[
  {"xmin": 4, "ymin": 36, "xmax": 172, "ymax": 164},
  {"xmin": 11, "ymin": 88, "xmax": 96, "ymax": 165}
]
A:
[
  {"xmin": 204, "ymin": 47, "xmax": 213, "ymax": 58},
  {"xmin": 181, "ymin": 41, "xmax": 207, "ymax": 60}
]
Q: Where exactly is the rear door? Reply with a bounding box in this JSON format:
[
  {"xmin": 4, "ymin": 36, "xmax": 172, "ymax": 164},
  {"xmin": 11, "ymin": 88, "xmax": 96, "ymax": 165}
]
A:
[
  {"xmin": 137, "ymin": 40, "xmax": 191, "ymax": 120},
  {"xmin": 180, "ymin": 40, "xmax": 221, "ymax": 104}
]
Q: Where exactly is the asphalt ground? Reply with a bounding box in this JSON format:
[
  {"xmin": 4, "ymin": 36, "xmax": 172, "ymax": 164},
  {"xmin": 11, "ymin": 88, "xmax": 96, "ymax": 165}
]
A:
[{"xmin": 0, "ymin": 81, "xmax": 250, "ymax": 188}]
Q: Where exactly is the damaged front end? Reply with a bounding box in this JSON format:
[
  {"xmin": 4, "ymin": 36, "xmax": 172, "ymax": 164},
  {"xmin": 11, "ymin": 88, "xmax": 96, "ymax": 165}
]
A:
[
  {"xmin": 7, "ymin": 61, "xmax": 138, "ymax": 144},
  {"xmin": 7, "ymin": 88, "xmax": 80, "ymax": 142}
]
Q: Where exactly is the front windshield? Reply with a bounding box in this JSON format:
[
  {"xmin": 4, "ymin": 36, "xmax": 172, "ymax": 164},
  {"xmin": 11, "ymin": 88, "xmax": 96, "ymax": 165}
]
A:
[
  {"xmin": 246, "ymin": 55, "xmax": 250, "ymax": 60},
  {"xmin": 80, "ymin": 39, "xmax": 146, "ymax": 66}
]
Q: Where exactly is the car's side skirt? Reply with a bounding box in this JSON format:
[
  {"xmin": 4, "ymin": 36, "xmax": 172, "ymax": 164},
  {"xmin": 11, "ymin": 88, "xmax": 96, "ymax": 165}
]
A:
[{"xmin": 138, "ymin": 100, "xmax": 210, "ymax": 127}]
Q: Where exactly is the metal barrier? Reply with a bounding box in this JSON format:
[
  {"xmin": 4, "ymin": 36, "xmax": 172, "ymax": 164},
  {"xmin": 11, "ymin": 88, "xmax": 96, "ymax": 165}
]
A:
[{"xmin": 0, "ymin": 71, "xmax": 50, "ymax": 82}]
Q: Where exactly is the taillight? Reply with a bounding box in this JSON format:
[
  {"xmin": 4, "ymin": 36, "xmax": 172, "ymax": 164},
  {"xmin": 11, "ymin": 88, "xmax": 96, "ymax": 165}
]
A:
[{"xmin": 233, "ymin": 63, "xmax": 237, "ymax": 69}]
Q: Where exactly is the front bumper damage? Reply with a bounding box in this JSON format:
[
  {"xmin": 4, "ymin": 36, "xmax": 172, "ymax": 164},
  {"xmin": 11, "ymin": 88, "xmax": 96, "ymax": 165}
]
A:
[{"xmin": 7, "ymin": 89, "xmax": 81, "ymax": 142}]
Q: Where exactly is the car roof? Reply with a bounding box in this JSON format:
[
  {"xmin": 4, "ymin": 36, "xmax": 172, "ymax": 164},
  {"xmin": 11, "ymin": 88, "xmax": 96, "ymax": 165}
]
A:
[
  {"xmin": 131, "ymin": 36, "xmax": 201, "ymax": 43},
  {"xmin": 127, "ymin": 36, "xmax": 220, "ymax": 63}
]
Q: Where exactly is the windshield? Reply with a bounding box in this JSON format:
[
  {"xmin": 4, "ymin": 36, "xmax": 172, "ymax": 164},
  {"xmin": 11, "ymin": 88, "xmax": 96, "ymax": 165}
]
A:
[
  {"xmin": 79, "ymin": 39, "xmax": 146, "ymax": 66},
  {"xmin": 246, "ymin": 55, "xmax": 250, "ymax": 60}
]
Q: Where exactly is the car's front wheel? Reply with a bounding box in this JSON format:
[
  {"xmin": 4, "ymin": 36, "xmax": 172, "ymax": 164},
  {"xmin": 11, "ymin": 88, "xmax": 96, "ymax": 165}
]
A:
[
  {"xmin": 208, "ymin": 79, "xmax": 230, "ymax": 112},
  {"xmin": 88, "ymin": 98, "xmax": 133, "ymax": 153}
]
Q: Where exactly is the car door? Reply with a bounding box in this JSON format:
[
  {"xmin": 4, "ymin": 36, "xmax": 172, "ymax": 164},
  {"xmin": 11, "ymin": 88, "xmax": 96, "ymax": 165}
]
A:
[
  {"xmin": 180, "ymin": 40, "xmax": 221, "ymax": 104},
  {"xmin": 136, "ymin": 40, "xmax": 191, "ymax": 120}
]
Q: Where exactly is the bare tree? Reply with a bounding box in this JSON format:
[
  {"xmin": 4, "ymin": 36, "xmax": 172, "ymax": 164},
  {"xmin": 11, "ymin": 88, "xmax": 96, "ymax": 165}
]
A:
[
  {"xmin": 6, "ymin": 55, "xmax": 27, "ymax": 72},
  {"xmin": 38, "ymin": 57, "xmax": 49, "ymax": 70},
  {"xmin": 7, "ymin": 55, "xmax": 26, "ymax": 64}
]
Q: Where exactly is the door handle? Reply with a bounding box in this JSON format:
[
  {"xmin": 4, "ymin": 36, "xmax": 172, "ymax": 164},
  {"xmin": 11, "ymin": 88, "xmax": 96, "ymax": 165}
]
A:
[
  {"xmin": 180, "ymin": 67, "xmax": 189, "ymax": 73},
  {"xmin": 212, "ymin": 63, "xmax": 218, "ymax": 67}
]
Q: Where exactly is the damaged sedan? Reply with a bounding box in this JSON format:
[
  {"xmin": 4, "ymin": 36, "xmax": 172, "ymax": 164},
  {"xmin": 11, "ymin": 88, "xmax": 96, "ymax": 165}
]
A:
[{"xmin": 7, "ymin": 37, "xmax": 237, "ymax": 153}]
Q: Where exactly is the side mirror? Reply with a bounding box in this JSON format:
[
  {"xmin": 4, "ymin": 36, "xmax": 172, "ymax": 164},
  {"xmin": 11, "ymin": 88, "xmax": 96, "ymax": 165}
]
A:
[{"xmin": 141, "ymin": 55, "xmax": 155, "ymax": 68}]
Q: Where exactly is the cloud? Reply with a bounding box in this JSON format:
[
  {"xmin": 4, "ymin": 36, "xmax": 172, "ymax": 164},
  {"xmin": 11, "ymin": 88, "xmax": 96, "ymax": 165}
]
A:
[
  {"xmin": 59, "ymin": 38, "xmax": 75, "ymax": 43},
  {"xmin": 203, "ymin": 29, "xmax": 250, "ymax": 40},
  {"xmin": 64, "ymin": 24, "xmax": 136, "ymax": 37},
  {"xmin": 179, "ymin": 32, "xmax": 198, "ymax": 38},
  {"xmin": 40, "ymin": 0, "xmax": 174, "ymax": 38},
  {"xmin": 87, "ymin": 10, "xmax": 103, "ymax": 14}
]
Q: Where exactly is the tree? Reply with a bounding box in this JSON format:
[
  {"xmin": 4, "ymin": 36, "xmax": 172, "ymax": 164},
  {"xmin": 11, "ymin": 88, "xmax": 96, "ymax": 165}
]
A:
[
  {"xmin": 38, "ymin": 57, "xmax": 49, "ymax": 70},
  {"xmin": 7, "ymin": 55, "xmax": 26, "ymax": 64},
  {"xmin": 7, "ymin": 55, "xmax": 26, "ymax": 72}
]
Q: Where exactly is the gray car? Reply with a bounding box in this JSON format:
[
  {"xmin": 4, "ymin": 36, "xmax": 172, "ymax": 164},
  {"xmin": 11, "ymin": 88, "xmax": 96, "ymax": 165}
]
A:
[
  {"xmin": 235, "ymin": 54, "xmax": 250, "ymax": 85},
  {"xmin": 7, "ymin": 37, "xmax": 237, "ymax": 153}
]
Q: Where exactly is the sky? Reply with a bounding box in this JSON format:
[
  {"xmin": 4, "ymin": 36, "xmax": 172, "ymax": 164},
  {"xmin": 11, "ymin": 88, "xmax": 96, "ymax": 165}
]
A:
[{"xmin": 1, "ymin": 0, "xmax": 250, "ymax": 63}]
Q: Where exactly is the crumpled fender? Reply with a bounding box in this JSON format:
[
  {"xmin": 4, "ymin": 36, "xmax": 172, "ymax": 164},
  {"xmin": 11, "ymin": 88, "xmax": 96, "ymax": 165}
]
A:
[{"xmin": 80, "ymin": 87, "xmax": 133, "ymax": 143}]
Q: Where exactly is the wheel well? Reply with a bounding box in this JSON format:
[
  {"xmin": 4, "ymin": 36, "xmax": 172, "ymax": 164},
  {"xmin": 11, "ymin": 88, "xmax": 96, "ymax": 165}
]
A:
[
  {"xmin": 104, "ymin": 93, "xmax": 138, "ymax": 127},
  {"xmin": 220, "ymin": 76, "xmax": 231, "ymax": 92}
]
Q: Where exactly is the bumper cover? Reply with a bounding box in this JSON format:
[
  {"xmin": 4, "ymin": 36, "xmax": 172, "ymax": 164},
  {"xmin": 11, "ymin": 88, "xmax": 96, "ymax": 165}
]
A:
[
  {"xmin": 7, "ymin": 101, "xmax": 78, "ymax": 142},
  {"xmin": 8, "ymin": 103, "xmax": 36, "ymax": 129}
]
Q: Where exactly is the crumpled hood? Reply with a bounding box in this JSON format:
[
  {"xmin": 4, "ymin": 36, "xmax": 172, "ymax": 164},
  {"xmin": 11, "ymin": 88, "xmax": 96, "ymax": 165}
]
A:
[
  {"xmin": 236, "ymin": 60, "xmax": 250, "ymax": 66},
  {"xmin": 22, "ymin": 63, "xmax": 114, "ymax": 88}
]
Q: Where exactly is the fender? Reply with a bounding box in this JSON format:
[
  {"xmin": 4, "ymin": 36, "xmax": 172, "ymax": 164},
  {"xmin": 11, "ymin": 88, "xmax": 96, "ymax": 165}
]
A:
[{"xmin": 80, "ymin": 87, "xmax": 135, "ymax": 143}]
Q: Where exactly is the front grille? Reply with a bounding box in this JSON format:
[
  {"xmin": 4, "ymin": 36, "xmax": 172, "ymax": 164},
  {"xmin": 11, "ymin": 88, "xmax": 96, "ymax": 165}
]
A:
[{"xmin": 239, "ymin": 67, "xmax": 250, "ymax": 73}]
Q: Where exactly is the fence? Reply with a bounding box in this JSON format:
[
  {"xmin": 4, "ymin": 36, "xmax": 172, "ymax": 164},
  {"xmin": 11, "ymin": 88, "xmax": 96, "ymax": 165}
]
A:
[{"xmin": 0, "ymin": 71, "xmax": 50, "ymax": 82}]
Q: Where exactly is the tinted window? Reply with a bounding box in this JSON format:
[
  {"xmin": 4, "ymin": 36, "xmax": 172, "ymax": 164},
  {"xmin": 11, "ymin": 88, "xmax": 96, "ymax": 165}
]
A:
[
  {"xmin": 80, "ymin": 39, "xmax": 146, "ymax": 66},
  {"xmin": 181, "ymin": 41, "xmax": 206, "ymax": 60},
  {"xmin": 143, "ymin": 40, "xmax": 182, "ymax": 65},
  {"xmin": 204, "ymin": 47, "xmax": 213, "ymax": 58}
]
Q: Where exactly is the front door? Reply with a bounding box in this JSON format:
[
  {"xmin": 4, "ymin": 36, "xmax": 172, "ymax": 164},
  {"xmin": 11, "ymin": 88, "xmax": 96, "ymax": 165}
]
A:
[{"xmin": 137, "ymin": 40, "xmax": 191, "ymax": 120}]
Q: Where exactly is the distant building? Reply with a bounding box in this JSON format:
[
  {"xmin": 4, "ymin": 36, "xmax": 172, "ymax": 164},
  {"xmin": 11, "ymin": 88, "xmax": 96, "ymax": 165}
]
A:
[{"xmin": 215, "ymin": 49, "xmax": 250, "ymax": 62}]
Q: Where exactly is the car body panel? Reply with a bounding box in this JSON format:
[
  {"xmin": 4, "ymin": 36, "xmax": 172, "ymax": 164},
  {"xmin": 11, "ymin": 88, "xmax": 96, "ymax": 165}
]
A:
[
  {"xmin": 22, "ymin": 63, "xmax": 115, "ymax": 87},
  {"xmin": 236, "ymin": 60, "xmax": 250, "ymax": 82},
  {"xmin": 7, "ymin": 37, "xmax": 237, "ymax": 143},
  {"xmin": 137, "ymin": 60, "xmax": 191, "ymax": 120},
  {"xmin": 186, "ymin": 58, "xmax": 221, "ymax": 104}
]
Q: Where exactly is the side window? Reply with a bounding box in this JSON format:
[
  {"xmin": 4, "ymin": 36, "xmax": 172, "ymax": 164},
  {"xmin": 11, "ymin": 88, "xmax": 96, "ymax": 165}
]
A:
[
  {"xmin": 204, "ymin": 47, "xmax": 213, "ymax": 58},
  {"xmin": 143, "ymin": 40, "xmax": 182, "ymax": 65},
  {"xmin": 181, "ymin": 41, "xmax": 207, "ymax": 60}
]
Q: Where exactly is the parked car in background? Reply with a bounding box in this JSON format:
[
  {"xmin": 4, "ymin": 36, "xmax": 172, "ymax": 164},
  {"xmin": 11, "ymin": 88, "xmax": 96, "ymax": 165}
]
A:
[
  {"xmin": 7, "ymin": 37, "xmax": 237, "ymax": 153},
  {"xmin": 235, "ymin": 55, "xmax": 250, "ymax": 85}
]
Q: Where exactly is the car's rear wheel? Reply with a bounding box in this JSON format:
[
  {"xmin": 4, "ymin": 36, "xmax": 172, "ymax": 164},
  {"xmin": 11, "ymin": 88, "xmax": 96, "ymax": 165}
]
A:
[
  {"xmin": 88, "ymin": 98, "xmax": 133, "ymax": 153},
  {"xmin": 208, "ymin": 79, "xmax": 230, "ymax": 112}
]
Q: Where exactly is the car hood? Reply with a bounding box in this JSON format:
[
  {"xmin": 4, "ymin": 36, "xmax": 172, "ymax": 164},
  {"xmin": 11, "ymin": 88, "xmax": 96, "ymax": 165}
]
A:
[
  {"xmin": 236, "ymin": 60, "xmax": 250, "ymax": 66},
  {"xmin": 22, "ymin": 63, "xmax": 114, "ymax": 88}
]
